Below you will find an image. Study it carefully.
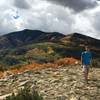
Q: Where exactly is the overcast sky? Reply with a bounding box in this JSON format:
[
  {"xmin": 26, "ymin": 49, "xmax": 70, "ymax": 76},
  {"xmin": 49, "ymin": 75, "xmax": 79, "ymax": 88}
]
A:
[{"xmin": 0, "ymin": 0, "xmax": 100, "ymax": 39}]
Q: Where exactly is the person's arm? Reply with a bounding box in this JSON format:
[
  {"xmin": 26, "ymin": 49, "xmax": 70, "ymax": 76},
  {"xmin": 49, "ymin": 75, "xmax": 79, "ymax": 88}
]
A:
[
  {"xmin": 81, "ymin": 53, "xmax": 83, "ymax": 65},
  {"xmin": 90, "ymin": 52, "xmax": 92, "ymax": 68}
]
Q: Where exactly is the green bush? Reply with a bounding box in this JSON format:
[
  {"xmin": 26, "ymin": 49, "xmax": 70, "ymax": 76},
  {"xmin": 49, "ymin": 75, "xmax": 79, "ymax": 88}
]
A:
[
  {"xmin": 31, "ymin": 52, "xmax": 61, "ymax": 63},
  {"xmin": 5, "ymin": 87, "xmax": 43, "ymax": 100},
  {"xmin": 0, "ymin": 66, "xmax": 5, "ymax": 72},
  {"xmin": 3, "ymin": 56, "xmax": 19, "ymax": 66},
  {"xmin": 91, "ymin": 59, "xmax": 100, "ymax": 68}
]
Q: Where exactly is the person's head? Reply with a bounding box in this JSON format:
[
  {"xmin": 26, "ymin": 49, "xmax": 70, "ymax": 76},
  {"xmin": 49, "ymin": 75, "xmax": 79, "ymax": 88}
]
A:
[{"xmin": 85, "ymin": 46, "xmax": 90, "ymax": 51}]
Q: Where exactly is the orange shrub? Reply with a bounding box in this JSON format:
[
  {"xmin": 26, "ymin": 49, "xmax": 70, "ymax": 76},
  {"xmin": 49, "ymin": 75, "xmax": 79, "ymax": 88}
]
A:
[
  {"xmin": 0, "ymin": 57, "xmax": 79, "ymax": 78},
  {"xmin": 0, "ymin": 72, "xmax": 4, "ymax": 78},
  {"xmin": 54, "ymin": 57, "xmax": 79, "ymax": 66}
]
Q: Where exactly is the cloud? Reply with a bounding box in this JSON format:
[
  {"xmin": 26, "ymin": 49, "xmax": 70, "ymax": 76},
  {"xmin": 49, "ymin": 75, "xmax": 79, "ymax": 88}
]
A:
[
  {"xmin": 14, "ymin": 0, "xmax": 31, "ymax": 9},
  {"xmin": 0, "ymin": 0, "xmax": 100, "ymax": 39},
  {"xmin": 91, "ymin": 8, "xmax": 100, "ymax": 37},
  {"xmin": 21, "ymin": 3, "xmax": 75, "ymax": 34},
  {"xmin": 0, "ymin": 8, "xmax": 25, "ymax": 34},
  {"xmin": 45, "ymin": 0, "xmax": 98, "ymax": 12},
  {"xmin": 72, "ymin": 12, "xmax": 97, "ymax": 38}
]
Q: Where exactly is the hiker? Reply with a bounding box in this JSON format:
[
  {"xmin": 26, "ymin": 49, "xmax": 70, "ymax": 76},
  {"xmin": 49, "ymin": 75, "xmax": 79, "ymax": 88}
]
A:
[{"xmin": 81, "ymin": 46, "xmax": 92, "ymax": 83}]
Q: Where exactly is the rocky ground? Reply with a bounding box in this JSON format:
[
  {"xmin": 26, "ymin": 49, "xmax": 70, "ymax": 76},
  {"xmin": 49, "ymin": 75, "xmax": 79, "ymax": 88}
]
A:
[{"xmin": 0, "ymin": 65, "xmax": 100, "ymax": 100}]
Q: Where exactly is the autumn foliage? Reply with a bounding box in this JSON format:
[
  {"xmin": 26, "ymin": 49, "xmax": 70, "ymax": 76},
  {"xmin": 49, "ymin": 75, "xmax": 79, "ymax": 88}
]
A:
[
  {"xmin": 54, "ymin": 57, "xmax": 79, "ymax": 66},
  {"xmin": 0, "ymin": 57, "xmax": 79, "ymax": 78}
]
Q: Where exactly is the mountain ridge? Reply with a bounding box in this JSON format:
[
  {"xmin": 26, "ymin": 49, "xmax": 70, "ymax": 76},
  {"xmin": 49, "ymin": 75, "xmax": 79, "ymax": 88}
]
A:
[
  {"xmin": 0, "ymin": 29, "xmax": 99, "ymax": 69},
  {"xmin": 0, "ymin": 29, "xmax": 99, "ymax": 49},
  {"xmin": 0, "ymin": 29, "xmax": 65, "ymax": 49}
]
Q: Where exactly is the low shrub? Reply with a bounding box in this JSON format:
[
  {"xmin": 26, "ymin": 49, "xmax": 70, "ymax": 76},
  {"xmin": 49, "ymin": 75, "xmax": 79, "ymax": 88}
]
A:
[
  {"xmin": 5, "ymin": 87, "xmax": 43, "ymax": 100},
  {"xmin": 91, "ymin": 59, "xmax": 100, "ymax": 68}
]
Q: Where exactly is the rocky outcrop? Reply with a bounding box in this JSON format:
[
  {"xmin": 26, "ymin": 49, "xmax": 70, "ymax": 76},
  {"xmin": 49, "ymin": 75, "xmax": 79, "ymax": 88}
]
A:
[{"xmin": 0, "ymin": 65, "xmax": 100, "ymax": 100}]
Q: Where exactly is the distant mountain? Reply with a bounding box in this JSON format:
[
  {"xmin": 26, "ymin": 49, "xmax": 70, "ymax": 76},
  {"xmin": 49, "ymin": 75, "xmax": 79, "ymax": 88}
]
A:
[
  {"xmin": 0, "ymin": 29, "xmax": 65, "ymax": 49},
  {"xmin": 0, "ymin": 30, "xmax": 99, "ymax": 69},
  {"xmin": 65, "ymin": 33, "xmax": 100, "ymax": 48},
  {"xmin": 59, "ymin": 32, "xmax": 99, "ymax": 47},
  {"xmin": 60, "ymin": 32, "xmax": 100, "ymax": 58},
  {"xmin": 0, "ymin": 29, "xmax": 99, "ymax": 49}
]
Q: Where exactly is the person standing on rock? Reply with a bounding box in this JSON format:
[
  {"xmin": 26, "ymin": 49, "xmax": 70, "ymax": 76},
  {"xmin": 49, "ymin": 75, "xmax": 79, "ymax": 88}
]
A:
[{"xmin": 81, "ymin": 46, "xmax": 92, "ymax": 83}]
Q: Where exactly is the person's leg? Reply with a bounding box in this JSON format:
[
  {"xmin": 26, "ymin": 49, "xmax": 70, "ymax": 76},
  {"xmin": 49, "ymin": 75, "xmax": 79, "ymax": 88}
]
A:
[
  {"xmin": 85, "ymin": 67, "xmax": 89, "ymax": 83},
  {"xmin": 83, "ymin": 65, "xmax": 89, "ymax": 83}
]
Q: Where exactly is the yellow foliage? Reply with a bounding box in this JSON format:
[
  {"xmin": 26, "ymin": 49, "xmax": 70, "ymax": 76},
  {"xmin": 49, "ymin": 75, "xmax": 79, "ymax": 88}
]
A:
[
  {"xmin": 47, "ymin": 46, "xmax": 54, "ymax": 54},
  {"xmin": 26, "ymin": 48, "xmax": 47, "ymax": 57}
]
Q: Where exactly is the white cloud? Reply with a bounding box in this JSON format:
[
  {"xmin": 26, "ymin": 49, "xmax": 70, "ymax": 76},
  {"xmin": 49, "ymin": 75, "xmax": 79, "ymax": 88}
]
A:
[{"xmin": 0, "ymin": 0, "xmax": 100, "ymax": 39}]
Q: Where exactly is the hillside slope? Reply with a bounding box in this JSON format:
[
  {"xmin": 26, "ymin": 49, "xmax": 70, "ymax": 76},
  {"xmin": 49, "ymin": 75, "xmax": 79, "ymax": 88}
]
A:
[
  {"xmin": 0, "ymin": 30, "xmax": 100, "ymax": 69},
  {"xmin": 0, "ymin": 29, "xmax": 65, "ymax": 49},
  {"xmin": 61, "ymin": 33, "xmax": 100, "ymax": 48}
]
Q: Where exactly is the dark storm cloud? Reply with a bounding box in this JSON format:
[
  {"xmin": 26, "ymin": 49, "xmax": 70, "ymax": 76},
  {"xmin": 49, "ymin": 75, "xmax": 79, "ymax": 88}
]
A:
[
  {"xmin": 14, "ymin": 0, "xmax": 30, "ymax": 9},
  {"xmin": 45, "ymin": 0, "xmax": 98, "ymax": 12}
]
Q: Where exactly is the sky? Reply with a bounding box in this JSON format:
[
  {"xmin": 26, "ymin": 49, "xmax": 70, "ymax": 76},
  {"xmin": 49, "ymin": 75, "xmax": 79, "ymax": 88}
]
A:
[{"xmin": 0, "ymin": 0, "xmax": 100, "ymax": 39}]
